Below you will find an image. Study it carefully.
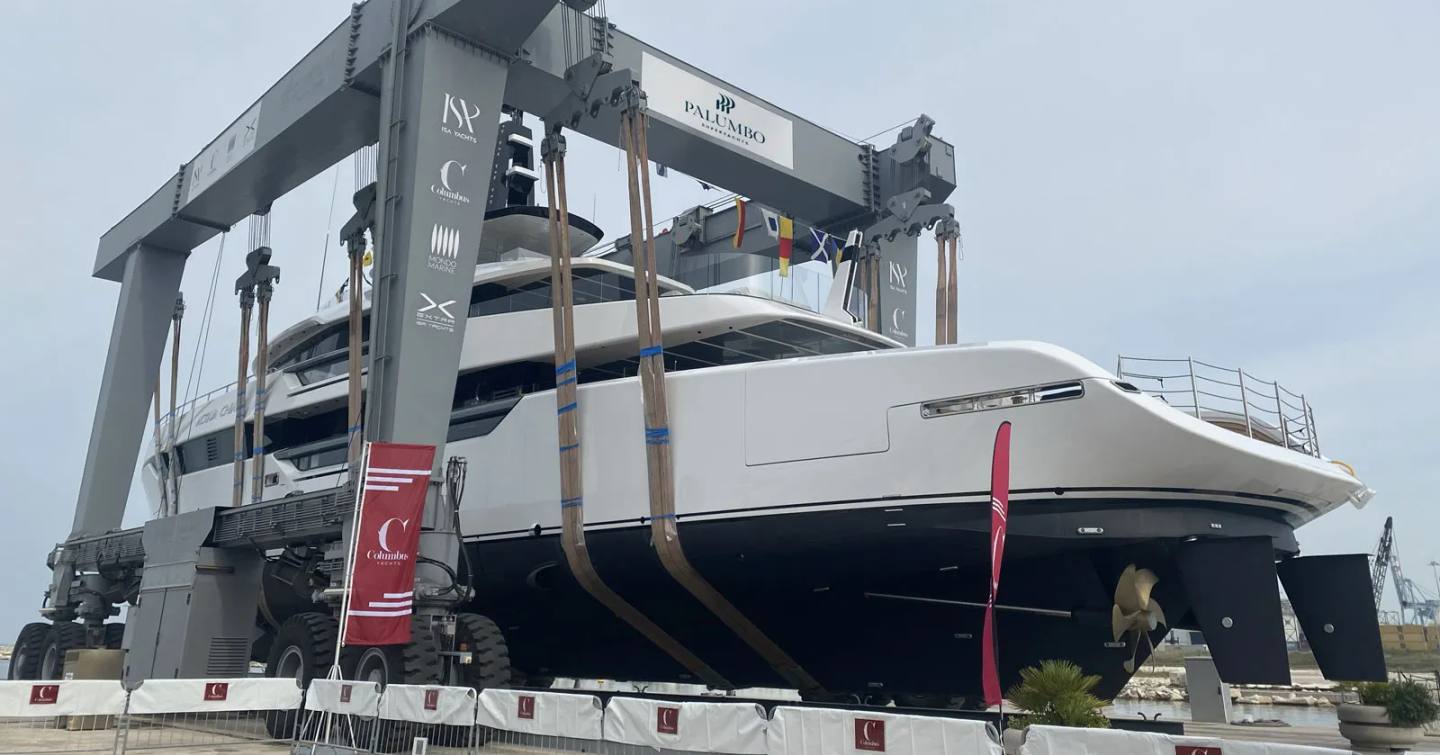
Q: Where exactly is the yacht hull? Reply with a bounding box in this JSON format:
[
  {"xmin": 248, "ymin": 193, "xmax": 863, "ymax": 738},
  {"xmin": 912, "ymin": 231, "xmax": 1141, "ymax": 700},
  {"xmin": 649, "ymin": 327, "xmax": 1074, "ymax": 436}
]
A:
[{"xmin": 466, "ymin": 494, "xmax": 1297, "ymax": 700}]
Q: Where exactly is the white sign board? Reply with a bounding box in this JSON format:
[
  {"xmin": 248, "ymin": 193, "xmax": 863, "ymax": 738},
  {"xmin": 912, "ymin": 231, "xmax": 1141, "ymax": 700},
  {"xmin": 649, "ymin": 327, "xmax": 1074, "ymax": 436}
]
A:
[
  {"xmin": 186, "ymin": 101, "xmax": 262, "ymax": 203},
  {"xmin": 641, "ymin": 52, "xmax": 794, "ymax": 170}
]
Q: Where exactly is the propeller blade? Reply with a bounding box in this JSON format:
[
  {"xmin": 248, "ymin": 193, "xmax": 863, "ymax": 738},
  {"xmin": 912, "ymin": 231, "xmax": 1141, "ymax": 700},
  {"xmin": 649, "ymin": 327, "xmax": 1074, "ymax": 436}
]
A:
[
  {"xmin": 1148, "ymin": 599, "xmax": 1167, "ymax": 630},
  {"xmin": 1111, "ymin": 604, "xmax": 1128, "ymax": 642},
  {"xmin": 1132, "ymin": 568, "xmax": 1160, "ymax": 610},
  {"xmin": 1115, "ymin": 565, "xmax": 1142, "ymax": 614}
]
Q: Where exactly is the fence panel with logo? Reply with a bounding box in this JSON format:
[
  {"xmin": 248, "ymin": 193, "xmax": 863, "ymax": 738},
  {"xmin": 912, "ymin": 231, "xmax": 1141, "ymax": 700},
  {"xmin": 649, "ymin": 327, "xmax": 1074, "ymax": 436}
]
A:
[
  {"xmin": 476, "ymin": 689, "xmax": 604, "ymax": 752},
  {"xmin": 1019, "ymin": 725, "xmax": 1355, "ymax": 755},
  {"xmin": 118, "ymin": 677, "xmax": 303, "ymax": 751},
  {"xmin": 0, "ymin": 680, "xmax": 128, "ymax": 754},
  {"xmin": 297, "ymin": 678, "xmax": 383, "ymax": 754},
  {"xmin": 374, "ymin": 683, "xmax": 478, "ymax": 753},
  {"xmin": 603, "ymin": 697, "xmax": 769, "ymax": 755},
  {"xmin": 767, "ymin": 706, "xmax": 1003, "ymax": 755}
]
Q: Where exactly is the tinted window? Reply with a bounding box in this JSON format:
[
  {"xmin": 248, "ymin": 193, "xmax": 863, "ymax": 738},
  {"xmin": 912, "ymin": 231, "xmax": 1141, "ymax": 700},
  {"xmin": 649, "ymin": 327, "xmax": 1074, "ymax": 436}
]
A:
[{"xmin": 469, "ymin": 269, "xmax": 637, "ymax": 317}]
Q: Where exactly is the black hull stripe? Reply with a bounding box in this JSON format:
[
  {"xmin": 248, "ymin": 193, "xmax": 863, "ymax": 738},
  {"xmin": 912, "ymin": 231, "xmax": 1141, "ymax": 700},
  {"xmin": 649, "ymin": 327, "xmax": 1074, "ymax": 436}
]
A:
[{"xmin": 464, "ymin": 485, "xmax": 1317, "ymax": 541}]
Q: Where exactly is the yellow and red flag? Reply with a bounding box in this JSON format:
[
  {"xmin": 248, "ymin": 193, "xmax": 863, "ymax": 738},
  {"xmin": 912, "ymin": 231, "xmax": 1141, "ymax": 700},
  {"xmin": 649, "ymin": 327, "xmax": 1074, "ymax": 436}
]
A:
[{"xmin": 777, "ymin": 215, "xmax": 794, "ymax": 277}]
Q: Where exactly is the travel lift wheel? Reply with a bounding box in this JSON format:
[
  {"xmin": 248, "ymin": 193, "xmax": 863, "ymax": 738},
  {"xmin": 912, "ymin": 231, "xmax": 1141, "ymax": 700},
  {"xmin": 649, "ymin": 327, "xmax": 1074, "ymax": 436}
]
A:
[
  {"xmin": 340, "ymin": 613, "xmax": 511, "ymax": 752},
  {"xmin": 8, "ymin": 623, "xmax": 51, "ymax": 680},
  {"xmin": 38, "ymin": 623, "xmax": 88, "ymax": 680},
  {"xmin": 342, "ymin": 618, "xmax": 444, "ymax": 753},
  {"xmin": 263, "ymin": 612, "xmax": 338, "ymax": 739}
]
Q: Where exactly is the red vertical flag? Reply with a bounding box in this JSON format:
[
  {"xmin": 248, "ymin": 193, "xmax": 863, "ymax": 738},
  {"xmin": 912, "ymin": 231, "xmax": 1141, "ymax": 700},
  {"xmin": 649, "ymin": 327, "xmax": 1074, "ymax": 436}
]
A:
[
  {"xmin": 342, "ymin": 442, "xmax": 436, "ymax": 646},
  {"xmin": 982, "ymin": 421, "xmax": 1012, "ymax": 708}
]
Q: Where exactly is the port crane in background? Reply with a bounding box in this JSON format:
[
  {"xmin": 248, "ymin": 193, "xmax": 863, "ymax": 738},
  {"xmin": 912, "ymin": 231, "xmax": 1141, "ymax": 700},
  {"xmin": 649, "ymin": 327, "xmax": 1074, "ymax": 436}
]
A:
[{"xmin": 1371, "ymin": 516, "xmax": 1440, "ymax": 625}]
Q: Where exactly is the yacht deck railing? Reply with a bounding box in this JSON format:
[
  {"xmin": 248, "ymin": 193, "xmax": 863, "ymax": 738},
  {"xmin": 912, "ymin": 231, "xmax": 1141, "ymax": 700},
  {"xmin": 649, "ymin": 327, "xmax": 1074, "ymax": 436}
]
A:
[{"xmin": 1116, "ymin": 355, "xmax": 1321, "ymax": 458}]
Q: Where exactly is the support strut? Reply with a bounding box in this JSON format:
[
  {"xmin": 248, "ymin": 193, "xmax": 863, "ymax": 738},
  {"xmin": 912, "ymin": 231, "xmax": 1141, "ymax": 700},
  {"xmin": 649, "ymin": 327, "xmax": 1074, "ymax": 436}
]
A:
[
  {"xmin": 620, "ymin": 103, "xmax": 825, "ymax": 697},
  {"xmin": 541, "ymin": 129, "xmax": 728, "ymax": 689}
]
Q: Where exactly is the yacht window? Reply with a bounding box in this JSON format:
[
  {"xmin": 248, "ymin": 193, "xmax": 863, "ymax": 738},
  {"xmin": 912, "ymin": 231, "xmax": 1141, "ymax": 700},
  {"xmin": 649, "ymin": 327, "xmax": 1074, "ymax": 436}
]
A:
[
  {"xmin": 469, "ymin": 269, "xmax": 638, "ymax": 317},
  {"xmin": 275, "ymin": 316, "xmax": 370, "ymax": 378},
  {"xmin": 577, "ymin": 320, "xmax": 881, "ymax": 383}
]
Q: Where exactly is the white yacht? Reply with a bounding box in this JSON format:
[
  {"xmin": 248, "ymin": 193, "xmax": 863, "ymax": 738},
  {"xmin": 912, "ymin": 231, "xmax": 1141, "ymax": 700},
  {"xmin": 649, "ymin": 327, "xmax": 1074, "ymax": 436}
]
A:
[{"xmin": 142, "ymin": 248, "xmax": 1377, "ymax": 704}]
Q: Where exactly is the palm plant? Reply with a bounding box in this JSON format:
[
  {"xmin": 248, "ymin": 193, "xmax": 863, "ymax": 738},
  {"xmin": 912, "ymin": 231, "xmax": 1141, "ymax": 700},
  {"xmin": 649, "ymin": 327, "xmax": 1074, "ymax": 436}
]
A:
[{"xmin": 1005, "ymin": 660, "xmax": 1111, "ymax": 730}]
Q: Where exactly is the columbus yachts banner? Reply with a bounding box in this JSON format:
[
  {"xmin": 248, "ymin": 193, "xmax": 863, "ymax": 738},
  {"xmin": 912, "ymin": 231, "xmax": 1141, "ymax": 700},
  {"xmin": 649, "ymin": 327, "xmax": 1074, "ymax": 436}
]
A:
[{"xmin": 342, "ymin": 442, "xmax": 436, "ymax": 646}]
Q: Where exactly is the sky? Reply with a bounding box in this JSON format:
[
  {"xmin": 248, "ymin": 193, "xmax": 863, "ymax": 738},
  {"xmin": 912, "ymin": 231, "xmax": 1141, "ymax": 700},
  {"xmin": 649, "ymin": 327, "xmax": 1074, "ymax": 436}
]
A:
[{"xmin": 0, "ymin": 1, "xmax": 1437, "ymax": 641}]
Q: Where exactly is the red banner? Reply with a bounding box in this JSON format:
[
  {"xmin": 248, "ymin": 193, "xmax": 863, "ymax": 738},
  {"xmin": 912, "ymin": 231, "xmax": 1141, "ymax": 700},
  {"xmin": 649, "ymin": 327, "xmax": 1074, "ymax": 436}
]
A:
[
  {"xmin": 982, "ymin": 421, "xmax": 1012, "ymax": 708},
  {"xmin": 343, "ymin": 442, "xmax": 436, "ymax": 646}
]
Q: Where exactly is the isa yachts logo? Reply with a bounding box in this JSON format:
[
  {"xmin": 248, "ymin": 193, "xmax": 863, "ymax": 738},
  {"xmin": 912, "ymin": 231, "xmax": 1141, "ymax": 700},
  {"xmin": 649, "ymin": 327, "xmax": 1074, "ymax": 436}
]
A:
[
  {"xmin": 441, "ymin": 93, "xmax": 481, "ymax": 144},
  {"xmin": 430, "ymin": 160, "xmax": 471, "ymax": 206}
]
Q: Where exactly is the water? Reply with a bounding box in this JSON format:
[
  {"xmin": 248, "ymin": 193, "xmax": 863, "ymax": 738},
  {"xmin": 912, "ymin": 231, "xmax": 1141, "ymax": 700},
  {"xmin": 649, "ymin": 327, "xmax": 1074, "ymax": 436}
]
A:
[{"xmin": 1107, "ymin": 700, "xmax": 1339, "ymax": 728}]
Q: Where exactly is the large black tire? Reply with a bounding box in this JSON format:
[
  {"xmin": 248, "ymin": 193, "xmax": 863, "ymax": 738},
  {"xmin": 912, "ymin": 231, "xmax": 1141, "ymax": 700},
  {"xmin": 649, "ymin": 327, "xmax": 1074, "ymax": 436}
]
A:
[
  {"xmin": 342, "ymin": 619, "xmax": 444, "ymax": 753},
  {"xmin": 453, "ymin": 613, "xmax": 511, "ymax": 690},
  {"xmin": 38, "ymin": 623, "xmax": 88, "ymax": 680},
  {"xmin": 8, "ymin": 623, "xmax": 50, "ymax": 680},
  {"xmin": 102, "ymin": 623, "xmax": 126, "ymax": 650},
  {"xmin": 425, "ymin": 613, "xmax": 511, "ymax": 747},
  {"xmin": 263, "ymin": 612, "xmax": 337, "ymax": 739}
]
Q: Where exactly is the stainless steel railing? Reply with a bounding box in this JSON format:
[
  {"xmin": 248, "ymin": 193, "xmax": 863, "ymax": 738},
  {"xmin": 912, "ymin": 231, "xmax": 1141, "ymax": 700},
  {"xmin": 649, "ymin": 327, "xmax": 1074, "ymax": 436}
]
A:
[{"xmin": 1116, "ymin": 355, "xmax": 1321, "ymax": 457}]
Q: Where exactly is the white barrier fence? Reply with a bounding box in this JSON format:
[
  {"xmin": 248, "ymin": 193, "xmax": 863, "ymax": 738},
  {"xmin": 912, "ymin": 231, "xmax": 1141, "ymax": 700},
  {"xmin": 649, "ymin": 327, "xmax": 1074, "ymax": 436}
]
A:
[
  {"xmin": 0, "ymin": 682, "xmax": 1365, "ymax": 755},
  {"xmin": 604, "ymin": 697, "xmax": 769, "ymax": 754},
  {"xmin": 769, "ymin": 706, "xmax": 1003, "ymax": 755},
  {"xmin": 1020, "ymin": 724, "xmax": 1356, "ymax": 755},
  {"xmin": 0, "ymin": 680, "xmax": 128, "ymax": 754}
]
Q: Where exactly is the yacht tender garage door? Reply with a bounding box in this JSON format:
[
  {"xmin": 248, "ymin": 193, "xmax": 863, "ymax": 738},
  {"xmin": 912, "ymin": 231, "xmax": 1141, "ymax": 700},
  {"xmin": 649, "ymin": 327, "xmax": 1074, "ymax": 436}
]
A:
[{"xmin": 744, "ymin": 361, "xmax": 891, "ymax": 466}]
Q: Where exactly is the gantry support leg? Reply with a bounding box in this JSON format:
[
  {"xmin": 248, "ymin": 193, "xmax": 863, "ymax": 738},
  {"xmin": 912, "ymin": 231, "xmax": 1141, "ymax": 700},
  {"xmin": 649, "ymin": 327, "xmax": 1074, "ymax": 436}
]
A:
[
  {"xmin": 71, "ymin": 244, "xmax": 187, "ymax": 540},
  {"xmin": 366, "ymin": 20, "xmax": 510, "ymax": 615}
]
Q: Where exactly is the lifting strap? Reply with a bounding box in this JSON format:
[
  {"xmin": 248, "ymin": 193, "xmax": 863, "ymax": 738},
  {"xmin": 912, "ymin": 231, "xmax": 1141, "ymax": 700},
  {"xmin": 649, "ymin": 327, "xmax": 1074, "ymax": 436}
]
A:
[
  {"xmin": 542, "ymin": 128, "xmax": 729, "ymax": 689},
  {"xmin": 166, "ymin": 296, "xmax": 184, "ymax": 514},
  {"xmin": 620, "ymin": 104, "xmax": 826, "ymax": 697},
  {"xmin": 251, "ymin": 275, "xmax": 275, "ymax": 505},
  {"xmin": 345, "ymin": 228, "xmax": 366, "ymax": 485},
  {"xmin": 231, "ymin": 290, "xmax": 253, "ymax": 508},
  {"xmin": 945, "ymin": 232, "xmax": 958, "ymax": 345},
  {"xmin": 934, "ymin": 234, "xmax": 947, "ymax": 345}
]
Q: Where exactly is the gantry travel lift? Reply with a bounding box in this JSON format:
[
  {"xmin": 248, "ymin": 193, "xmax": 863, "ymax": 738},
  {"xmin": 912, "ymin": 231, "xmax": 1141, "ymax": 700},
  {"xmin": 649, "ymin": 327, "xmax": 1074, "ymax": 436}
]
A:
[{"xmin": 30, "ymin": 0, "xmax": 959, "ymax": 690}]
